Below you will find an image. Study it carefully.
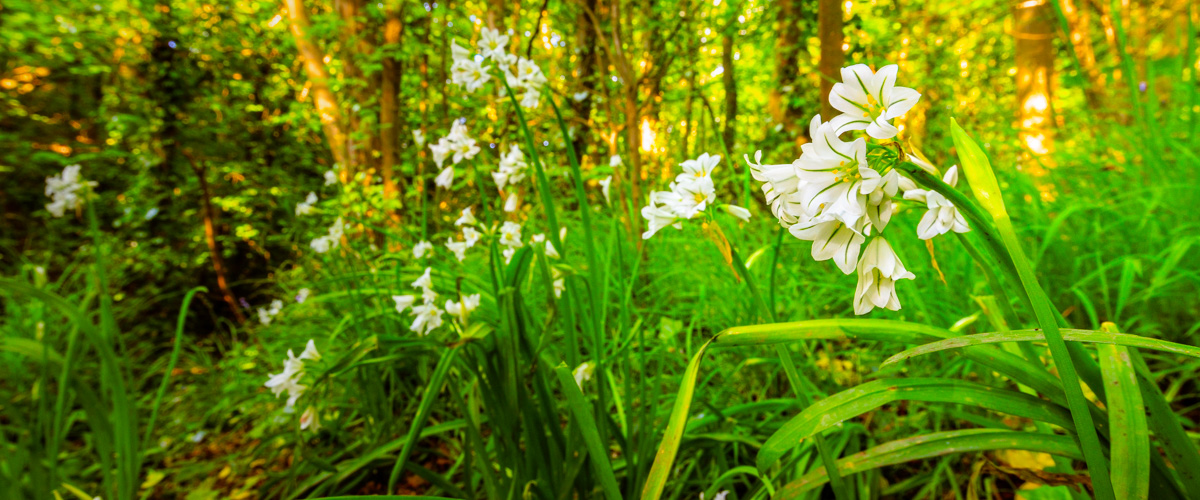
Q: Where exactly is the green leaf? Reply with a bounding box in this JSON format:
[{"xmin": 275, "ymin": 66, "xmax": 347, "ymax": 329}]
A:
[
  {"xmin": 881, "ymin": 329, "xmax": 1200, "ymax": 367},
  {"xmin": 949, "ymin": 118, "xmax": 1007, "ymax": 218},
  {"xmin": 757, "ymin": 378, "xmax": 1075, "ymax": 471},
  {"xmin": 640, "ymin": 341, "xmax": 712, "ymax": 500},
  {"xmin": 1098, "ymin": 327, "xmax": 1149, "ymax": 500},
  {"xmin": 553, "ymin": 363, "xmax": 623, "ymax": 500},
  {"xmin": 774, "ymin": 430, "xmax": 1082, "ymax": 498}
]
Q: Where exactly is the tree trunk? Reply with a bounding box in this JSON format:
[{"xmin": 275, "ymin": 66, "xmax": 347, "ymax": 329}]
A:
[
  {"xmin": 817, "ymin": 0, "xmax": 844, "ymax": 121},
  {"xmin": 1060, "ymin": 0, "xmax": 1104, "ymax": 108},
  {"xmin": 285, "ymin": 0, "xmax": 349, "ymax": 170},
  {"xmin": 721, "ymin": 33, "xmax": 737, "ymax": 154},
  {"xmin": 1015, "ymin": 0, "xmax": 1056, "ymax": 173},
  {"xmin": 570, "ymin": 0, "xmax": 599, "ymax": 164},
  {"xmin": 770, "ymin": 0, "xmax": 807, "ymax": 153},
  {"xmin": 185, "ymin": 153, "xmax": 247, "ymax": 325},
  {"xmin": 381, "ymin": 6, "xmax": 403, "ymax": 204}
]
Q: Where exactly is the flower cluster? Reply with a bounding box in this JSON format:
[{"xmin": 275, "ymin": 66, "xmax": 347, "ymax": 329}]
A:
[
  {"xmin": 498, "ymin": 220, "xmax": 523, "ymax": 264},
  {"xmin": 257, "ymin": 299, "xmax": 284, "ymax": 326},
  {"xmin": 295, "ymin": 192, "xmax": 318, "ymax": 216},
  {"xmin": 641, "ymin": 153, "xmax": 750, "ymax": 240},
  {"xmin": 393, "ymin": 268, "xmax": 445, "ymax": 336},
  {"xmin": 450, "ymin": 27, "xmax": 547, "ymax": 108},
  {"xmin": 45, "ymin": 164, "xmax": 96, "ymax": 218},
  {"xmin": 310, "ymin": 217, "xmax": 345, "ymax": 253},
  {"xmin": 263, "ymin": 339, "xmax": 320, "ymax": 411},
  {"xmin": 429, "ymin": 121, "xmax": 481, "ymax": 190},
  {"xmin": 446, "ymin": 207, "xmax": 483, "ymax": 262},
  {"xmin": 747, "ymin": 64, "xmax": 968, "ymax": 315}
]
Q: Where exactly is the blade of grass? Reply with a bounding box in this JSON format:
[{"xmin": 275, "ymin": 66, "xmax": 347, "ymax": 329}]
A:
[
  {"xmin": 553, "ymin": 363, "xmax": 623, "ymax": 500},
  {"xmin": 386, "ymin": 345, "xmax": 461, "ymax": 493},
  {"xmin": 756, "ymin": 378, "xmax": 1077, "ymax": 471},
  {"xmin": 1097, "ymin": 337, "xmax": 1149, "ymax": 500},
  {"xmin": 951, "ymin": 118, "xmax": 1115, "ymax": 500},
  {"xmin": 142, "ymin": 286, "xmax": 206, "ymax": 447},
  {"xmin": 881, "ymin": 329, "xmax": 1200, "ymax": 367}
]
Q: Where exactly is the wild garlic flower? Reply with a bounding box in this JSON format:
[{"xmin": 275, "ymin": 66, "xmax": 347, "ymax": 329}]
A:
[
  {"xmin": 393, "ymin": 295, "xmax": 416, "ymax": 313},
  {"xmin": 828, "ymin": 64, "xmax": 921, "ymax": 139},
  {"xmin": 309, "ymin": 217, "xmax": 345, "ymax": 253},
  {"xmin": 264, "ymin": 340, "xmax": 320, "ymax": 410},
  {"xmin": 45, "ymin": 164, "xmax": 96, "ymax": 218},
  {"xmin": 412, "ymin": 129, "xmax": 426, "ymax": 147},
  {"xmin": 435, "ymin": 167, "xmax": 455, "ymax": 189},
  {"xmin": 456, "ymin": 207, "xmax": 477, "ymax": 226},
  {"xmin": 446, "ymin": 238, "xmax": 469, "ymax": 261},
  {"xmin": 552, "ymin": 268, "xmax": 566, "ymax": 298},
  {"xmin": 573, "ymin": 91, "xmax": 589, "ymax": 102},
  {"xmin": 573, "ymin": 362, "xmax": 594, "ymax": 388},
  {"xmin": 412, "ymin": 267, "xmax": 434, "ymax": 290},
  {"xmin": 641, "ymin": 153, "xmax": 750, "ymax": 240},
  {"xmin": 299, "ymin": 406, "xmax": 320, "ymax": 431},
  {"xmin": 902, "ymin": 166, "xmax": 970, "ymax": 239},
  {"xmin": 295, "ymin": 192, "xmax": 318, "ymax": 216},
  {"xmin": 599, "ymin": 176, "xmax": 613, "ymax": 205},
  {"xmin": 504, "ymin": 192, "xmax": 519, "ymax": 212},
  {"xmin": 499, "ymin": 221, "xmax": 523, "ymax": 248},
  {"xmin": 295, "ymin": 288, "xmax": 311, "ymax": 304},
  {"xmin": 493, "ymin": 144, "xmax": 529, "ymax": 191},
  {"xmin": 789, "ymin": 215, "xmax": 868, "ymax": 275},
  {"xmin": 324, "ymin": 169, "xmax": 338, "ymax": 186},
  {"xmin": 462, "ymin": 226, "xmax": 481, "ymax": 247},
  {"xmin": 478, "ymin": 27, "xmax": 510, "ymax": 61},
  {"xmin": 854, "ymin": 237, "xmax": 915, "ymax": 314},
  {"xmin": 445, "ymin": 293, "xmax": 481, "ymax": 320},
  {"xmin": 410, "ymin": 302, "xmax": 444, "ymax": 336},
  {"xmin": 610, "ymin": 155, "xmax": 623, "ymax": 167},
  {"xmin": 429, "ymin": 121, "xmax": 480, "ymax": 179},
  {"xmin": 532, "ymin": 233, "xmax": 560, "ymax": 258},
  {"xmin": 413, "ymin": 240, "xmax": 433, "ymax": 259},
  {"xmin": 257, "ymin": 299, "xmax": 284, "ymax": 326}
]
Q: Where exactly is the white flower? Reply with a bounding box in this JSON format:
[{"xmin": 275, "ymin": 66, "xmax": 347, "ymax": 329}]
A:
[
  {"xmin": 430, "ymin": 139, "xmax": 452, "ymax": 168},
  {"xmin": 828, "ymin": 64, "xmax": 921, "ymax": 139},
  {"xmin": 904, "ymin": 166, "xmax": 970, "ymax": 239},
  {"xmin": 410, "ymin": 302, "xmax": 444, "ymax": 336},
  {"xmin": 573, "ymin": 91, "xmax": 589, "ymax": 101},
  {"xmin": 640, "ymin": 199, "xmax": 681, "ymax": 240},
  {"xmin": 610, "ymin": 154, "xmax": 623, "ymax": 167},
  {"xmin": 552, "ymin": 269, "xmax": 566, "ymax": 297},
  {"xmin": 745, "ymin": 150, "xmax": 808, "ymax": 226},
  {"xmin": 545, "ymin": 239, "xmax": 560, "ymax": 258},
  {"xmin": 393, "ymin": 295, "xmax": 416, "ymax": 313},
  {"xmin": 451, "ymin": 137, "xmax": 481, "ymax": 164},
  {"xmin": 296, "ymin": 288, "xmax": 310, "ymax": 303},
  {"xmin": 257, "ymin": 307, "xmax": 274, "ymax": 326},
  {"xmin": 793, "ymin": 115, "xmax": 874, "ymax": 228},
  {"xmin": 516, "ymin": 57, "xmax": 547, "ymax": 89},
  {"xmin": 310, "ymin": 236, "xmax": 333, "ymax": 253},
  {"xmin": 413, "ymin": 240, "xmax": 434, "ymax": 259},
  {"xmin": 264, "ymin": 345, "xmax": 315, "ymax": 409},
  {"xmin": 504, "ymin": 192, "xmax": 519, "ymax": 212},
  {"xmin": 462, "ymin": 226, "xmax": 481, "ymax": 247},
  {"xmin": 456, "ymin": 207, "xmax": 477, "ymax": 226},
  {"xmin": 854, "ymin": 237, "xmax": 916, "ymax": 314},
  {"xmin": 572, "ymin": 362, "xmax": 594, "ymax": 388},
  {"xmin": 499, "ymin": 221, "xmax": 523, "ymax": 247},
  {"xmin": 863, "ymin": 169, "xmax": 900, "ymax": 232},
  {"xmin": 295, "ymin": 192, "xmax": 318, "ymax": 216},
  {"xmin": 446, "ymin": 293, "xmax": 481, "ymax": 319},
  {"xmin": 44, "ymin": 164, "xmax": 95, "ymax": 217},
  {"xmin": 598, "ymin": 176, "xmax": 612, "ymax": 204},
  {"xmin": 299, "ymin": 339, "xmax": 321, "ymax": 361},
  {"xmin": 519, "ymin": 88, "xmax": 541, "ymax": 108},
  {"xmin": 722, "ymin": 204, "xmax": 751, "ymax": 222},
  {"xmin": 435, "ymin": 167, "xmax": 455, "ymax": 189},
  {"xmin": 299, "ymin": 406, "xmax": 320, "ymax": 431},
  {"xmin": 413, "ymin": 129, "xmax": 426, "ymax": 147},
  {"xmin": 668, "ymin": 179, "xmax": 716, "ymax": 220},
  {"xmin": 450, "ymin": 40, "xmax": 471, "ymax": 63},
  {"xmin": 446, "ymin": 238, "xmax": 469, "ymax": 261},
  {"xmin": 494, "ymin": 144, "xmax": 528, "ymax": 190},
  {"xmin": 789, "ymin": 215, "xmax": 868, "ymax": 275},
  {"xmin": 479, "ymin": 27, "xmax": 509, "ymax": 61},
  {"xmin": 412, "ymin": 267, "xmax": 434, "ymax": 290},
  {"xmin": 676, "ymin": 153, "xmax": 720, "ymax": 185},
  {"xmin": 324, "ymin": 169, "xmax": 338, "ymax": 186},
  {"xmin": 310, "ymin": 217, "xmax": 345, "ymax": 253},
  {"xmin": 503, "ymin": 247, "xmax": 517, "ymax": 264}
]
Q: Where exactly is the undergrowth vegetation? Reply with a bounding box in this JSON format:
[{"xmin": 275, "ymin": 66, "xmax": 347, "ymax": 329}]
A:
[{"xmin": 2, "ymin": 0, "xmax": 1199, "ymax": 499}]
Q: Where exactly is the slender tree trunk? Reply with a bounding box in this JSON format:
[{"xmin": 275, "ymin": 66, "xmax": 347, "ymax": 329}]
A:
[
  {"xmin": 721, "ymin": 33, "xmax": 737, "ymax": 153},
  {"xmin": 1060, "ymin": 0, "xmax": 1104, "ymax": 108},
  {"xmin": 817, "ymin": 0, "xmax": 844, "ymax": 121},
  {"xmin": 381, "ymin": 6, "xmax": 403, "ymax": 204},
  {"xmin": 571, "ymin": 0, "xmax": 599, "ymax": 163},
  {"xmin": 1015, "ymin": 0, "xmax": 1056, "ymax": 171},
  {"xmin": 285, "ymin": 0, "xmax": 349, "ymax": 170},
  {"xmin": 185, "ymin": 153, "xmax": 246, "ymax": 325},
  {"xmin": 770, "ymin": 0, "xmax": 807, "ymax": 152}
]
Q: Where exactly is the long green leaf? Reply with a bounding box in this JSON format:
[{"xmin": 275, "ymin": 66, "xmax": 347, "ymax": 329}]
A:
[
  {"xmin": 1098, "ymin": 325, "xmax": 1150, "ymax": 500},
  {"xmin": 553, "ymin": 363, "xmax": 623, "ymax": 500},
  {"xmin": 774, "ymin": 430, "xmax": 1082, "ymax": 498},
  {"xmin": 386, "ymin": 345, "xmax": 461, "ymax": 493},
  {"xmin": 640, "ymin": 340, "xmax": 712, "ymax": 500},
  {"xmin": 757, "ymin": 378, "xmax": 1076, "ymax": 471},
  {"xmin": 881, "ymin": 329, "xmax": 1200, "ymax": 367},
  {"xmin": 951, "ymin": 118, "xmax": 1115, "ymax": 500}
]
